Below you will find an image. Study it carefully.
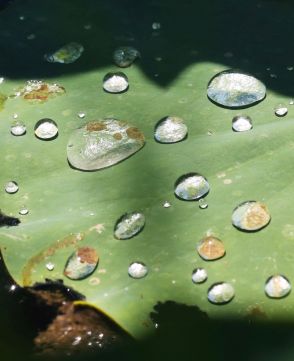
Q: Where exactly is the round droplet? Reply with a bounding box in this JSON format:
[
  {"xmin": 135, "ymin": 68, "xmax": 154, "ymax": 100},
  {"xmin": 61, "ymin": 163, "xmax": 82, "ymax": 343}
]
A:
[
  {"xmin": 34, "ymin": 118, "xmax": 58, "ymax": 140},
  {"xmin": 265, "ymin": 275, "xmax": 291, "ymax": 299},
  {"xmin": 19, "ymin": 206, "xmax": 29, "ymax": 215},
  {"xmin": 128, "ymin": 262, "xmax": 148, "ymax": 279},
  {"xmin": 208, "ymin": 282, "xmax": 235, "ymax": 304},
  {"xmin": 197, "ymin": 236, "xmax": 225, "ymax": 261},
  {"xmin": 114, "ymin": 212, "xmax": 145, "ymax": 240},
  {"xmin": 64, "ymin": 247, "xmax": 99, "ymax": 280},
  {"xmin": 232, "ymin": 115, "xmax": 253, "ymax": 132},
  {"xmin": 77, "ymin": 111, "xmax": 86, "ymax": 119},
  {"xmin": 67, "ymin": 119, "xmax": 145, "ymax": 171},
  {"xmin": 162, "ymin": 201, "xmax": 171, "ymax": 208},
  {"xmin": 174, "ymin": 173, "xmax": 210, "ymax": 201},
  {"xmin": 152, "ymin": 22, "xmax": 161, "ymax": 30},
  {"xmin": 154, "ymin": 116, "xmax": 188, "ymax": 143},
  {"xmin": 207, "ymin": 70, "xmax": 266, "ymax": 108},
  {"xmin": 113, "ymin": 46, "xmax": 140, "ymax": 68},
  {"xmin": 46, "ymin": 262, "xmax": 55, "ymax": 271},
  {"xmin": 103, "ymin": 72, "xmax": 128, "ymax": 93},
  {"xmin": 232, "ymin": 201, "xmax": 271, "ymax": 232},
  {"xmin": 192, "ymin": 268, "xmax": 208, "ymax": 284},
  {"xmin": 5, "ymin": 181, "xmax": 19, "ymax": 194},
  {"xmin": 274, "ymin": 104, "xmax": 288, "ymax": 117},
  {"xmin": 198, "ymin": 198, "xmax": 208, "ymax": 209},
  {"xmin": 10, "ymin": 121, "xmax": 26, "ymax": 136}
]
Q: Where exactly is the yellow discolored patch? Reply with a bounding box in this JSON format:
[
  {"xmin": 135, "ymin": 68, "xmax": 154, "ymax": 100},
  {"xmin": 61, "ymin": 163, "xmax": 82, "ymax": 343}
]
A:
[
  {"xmin": 242, "ymin": 202, "xmax": 270, "ymax": 230},
  {"xmin": 126, "ymin": 127, "xmax": 145, "ymax": 142},
  {"xmin": 86, "ymin": 121, "xmax": 107, "ymax": 132},
  {"xmin": 197, "ymin": 236, "xmax": 225, "ymax": 260}
]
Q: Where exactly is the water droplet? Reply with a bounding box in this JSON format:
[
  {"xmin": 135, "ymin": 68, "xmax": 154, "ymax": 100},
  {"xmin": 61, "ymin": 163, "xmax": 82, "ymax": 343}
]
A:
[
  {"xmin": 64, "ymin": 247, "xmax": 99, "ymax": 280},
  {"xmin": 67, "ymin": 119, "xmax": 145, "ymax": 171},
  {"xmin": 77, "ymin": 111, "xmax": 86, "ymax": 119},
  {"xmin": 9, "ymin": 284, "xmax": 17, "ymax": 292},
  {"xmin": 270, "ymin": 73, "xmax": 277, "ymax": 78},
  {"xmin": 13, "ymin": 113, "xmax": 18, "ymax": 119},
  {"xmin": 152, "ymin": 22, "xmax": 161, "ymax": 30},
  {"xmin": 19, "ymin": 206, "xmax": 29, "ymax": 215},
  {"xmin": 15, "ymin": 80, "xmax": 65, "ymax": 102},
  {"xmin": 154, "ymin": 116, "xmax": 188, "ymax": 143},
  {"xmin": 128, "ymin": 262, "xmax": 148, "ymax": 279},
  {"xmin": 113, "ymin": 46, "xmax": 140, "ymax": 68},
  {"xmin": 44, "ymin": 42, "xmax": 84, "ymax": 64},
  {"xmin": 19, "ymin": 15, "xmax": 25, "ymax": 20},
  {"xmin": 26, "ymin": 33, "xmax": 35, "ymax": 40},
  {"xmin": 207, "ymin": 70, "xmax": 266, "ymax": 108},
  {"xmin": 287, "ymin": 66, "xmax": 294, "ymax": 71},
  {"xmin": 0, "ymin": 77, "xmax": 4, "ymax": 84},
  {"xmin": 103, "ymin": 72, "xmax": 129, "ymax": 93},
  {"xmin": 192, "ymin": 268, "xmax": 208, "ymax": 283},
  {"xmin": 274, "ymin": 104, "xmax": 288, "ymax": 117},
  {"xmin": 232, "ymin": 201, "xmax": 271, "ymax": 232},
  {"xmin": 5, "ymin": 181, "xmax": 18, "ymax": 194},
  {"xmin": 197, "ymin": 236, "xmax": 225, "ymax": 261},
  {"xmin": 265, "ymin": 275, "xmax": 291, "ymax": 299},
  {"xmin": 11, "ymin": 121, "xmax": 26, "ymax": 136},
  {"xmin": 114, "ymin": 212, "xmax": 145, "ymax": 240},
  {"xmin": 232, "ymin": 115, "xmax": 253, "ymax": 132},
  {"xmin": 84, "ymin": 24, "xmax": 92, "ymax": 30},
  {"xmin": 46, "ymin": 262, "xmax": 55, "ymax": 271},
  {"xmin": 174, "ymin": 173, "xmax": 210, "ymax": 201},
  {"xmin": 198, "ymin": 198, "xmax": 208, "ymax": 209},
  {"xmin": 34, "ymin": 118, "xmax": 58, "ymax": 140},
  {"xmin": 162, "ymin": 201, "xmax": 171, "ymax": 208},
  {"xmin": 208, "ymin": 282, "xmax": 235, "ymax": 304},
  {"xmin": 289, "ymin": 100, "xmax": 294, "ymax": 105}
]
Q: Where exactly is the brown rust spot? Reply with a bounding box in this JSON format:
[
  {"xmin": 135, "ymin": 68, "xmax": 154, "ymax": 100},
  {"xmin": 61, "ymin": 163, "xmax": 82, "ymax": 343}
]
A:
[
  {"xmin": 126, "ymin": 127, "xmax": 145, "ymax": 142},
  {"xmin": 77, "ymin": 247, "xmax": 98, "ymax": 264},
  {"xmin": 113, "ymin": 132, "xmax": 123, "ymax": 140},
  {"xmin": 197, "ymin": 236, "xmax": 225, "ymax": 261},
  {"xmin": 243, "ymin": 202, "xmax": 270, "ymax": 230},
  {"xmin": 21, "ymin": 83, "xmax": 65, "ymax": 102},
  {"xmin": 86, "ymin": 121, "xmax": 107, "ymax": 132}
]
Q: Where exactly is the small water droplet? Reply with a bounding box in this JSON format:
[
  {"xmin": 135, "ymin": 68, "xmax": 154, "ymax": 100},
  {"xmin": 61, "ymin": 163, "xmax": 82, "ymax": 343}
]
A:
[
  {"xmin": 192, "ymin": 268, "xmax": 208, "ymax": 283},
  {"xmin": 289, "ymin": 100, "xmax": 294, "ymax": 105},
  {"xmin": 19, "ymin": 15, "xmax": 25, "ymax": 20},
  {"xmin": 128, "ymin": 262, "xmax": 148, "ymax": 279},
  {"xmin": 270, "ymin": 73, "xmax": 277, "ymax": 78},
  {"xmin": 77, "ymin": 111, "xmax": 86, "ymax": 119},
  {"xmin": 174, "ymin": 173, "xmax": 210, "ymax": 201},
  {"xmin": 265, "ymin": 275, "xmax": 291, "ymax": 299},
  {"xmin": 162, "ymin": 201, "xmax": 171, "ymax": 208},
  {"xmin": 0, "ymin": 77, "xmax": 4, "ymax": 84},
  {"xmin": 155, "ymin": 56, "xmax": 162, "ymax": 62},
  {"xmin": 232, "ymin": 200, "xmax": 271, "ymax": 232},
  {"xmin": 198, "ymin": 198, "xmax": 208, "ymax": 209},
  {"xmin": 154, "ymin": 116, "xmax": 188, "ymax": 143},
  {"xmin": 232, "ymin": 115, "xmax": 253, "ymax": 132},
  {"xmin": 114, "ymin": 212, "xmax": 145, "ymax": 240},
  {"xmin": 46, "ymin": 262, "xmax": 55, "ymax": 271},
  {"xmin": 103, "ymin": 72, "xmax": 129, "ymax": 93},
  {"xmin": 197, "ymin": 236, "xmax": 225, "ymax": 261},
  {"xmin": 5, "ymin": 181, "xmax": 19, "ymax": 194},
  {"xmin": 13, "ymin": 113, "xmax": 18, "ymax": 119},
  {"xmin": 152, "ymin": 22, "xmax": 161, "ymax": 30},
  {"xmin": 287, "ymin": 66, "xmax": 294, "ymax": 71},
  {"xmin": 26, "ymin": 33, "xmax": 35, "ymax": 40},
  {"xmin": 34, "ymin": 118, "xmax": 58, "ymax": 140},
  {"xmin": 208, "ymin": 282, "xmax": 235, "ymax": 304},
  {"xmin": 274, "ymin": 104, "xmax": 288, "ymax": 117},
  {"xmin": 84, "ymin": 24, "xmax": 92, "ymax": 30},
  {"xmin": 207, "ymin": 130, "xmax": 213, "ymax": 136},
  {"xmin": 44, "ymin": 42, "xmax": 84, "ymax": 64},
  {"xmin": 11, "ymin": 121, "xmax": 26, "ymax": 136},
  {"xmin": 72, "ymin": 336, "xmax": 82, "ymax": 346},
  {"xmin": 223, "ymin": 51, "xmax": 233, "ymax": 58},
  {"xmin": 113, "ymin": 46, "xmax": 140, "ymax": 68},
  {"xmin": 64, "ymin": 247, "xmax": 99, "ymax": 280},
  {"xmin": 19, "ymin": 206, "xmax": 29, "ymax": 215}
]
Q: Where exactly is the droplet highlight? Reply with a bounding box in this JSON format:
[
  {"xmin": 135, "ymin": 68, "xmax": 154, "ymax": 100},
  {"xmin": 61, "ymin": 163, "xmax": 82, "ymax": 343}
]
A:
[
  {"xmin": 154, "ymin": 116, "xmax": 188, "ymax": 143},
  {"xmin": 128, "ymin": 262, "xmax": 148, "ymax": 279},
  {"xmin": 114, "ymin": 212, "xmax": 145, "ymax": 240},
  {"xmin": 174, "ymin": 173, "xmax": 210, "ymax": 201},
  {"xmin": 103, "ymin": 72, "xmax": 129, "ymax": 93},
  {"xmin": 232, "ymin": 115, "xmax": 253, "ymax": 132},
  {"xmin": 197, "ymin": 236, "xmax": 225, "ymax": 261},
  {"xmin": 64, "ymin": 247, "xmax": 99, "ymax": 280},
  {"xmin": 208, "ymin": 282, "xmax": 235, "ymax": 304},
  {"xmin": 34, "ymin": 118, "xmax": 58, "ymax": 140},
  {"xmin": 265, "ymin": 275, "xmax": 291, "ymax": 299}
]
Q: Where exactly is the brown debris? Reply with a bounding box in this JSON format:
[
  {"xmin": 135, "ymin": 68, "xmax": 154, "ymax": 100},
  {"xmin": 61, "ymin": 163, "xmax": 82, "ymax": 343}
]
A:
[
  {"xmin": 86, "ymin": 121, "xmax": 107, "ymax": 132},
  {"xmin": 126, "ymin": 127, "xmax": 145, "ymax": 142},
  {"xmin": 77, "ymin": 247, "xmax": 99, "ymax": 265}
]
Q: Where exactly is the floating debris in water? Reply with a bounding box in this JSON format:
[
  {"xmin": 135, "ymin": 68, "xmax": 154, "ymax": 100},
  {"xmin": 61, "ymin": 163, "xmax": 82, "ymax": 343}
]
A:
[
  {"xmin": 154, "ymin": 116, "xmax": 188, "ymax": 143},
  {"xmin": 14, "ymin": 80, "xmax": 65, "ymax": 102},
  {"xmin": 232, "ymin": 115, "xmax": 253, "ymax": 132},
  {"xmin": 265, "ymin": 275, "xmax": 291, "ymax": 299},
  {"xmin": 174, "ymin": 173, "xmax": 210, "ymax": 201},
  {"xmin": 19, "ymin": 206, "xmax": 29, "ymax": 215},
  {"xmin": 198, "ymin": 198, "xmax": 208, "ymax": 209},
  {"xmin": 197, "ymin": 236, "xmax": 225, "ymax": 261},
  {"xmin": 232, "ymin": 201, "xmax": 271, "ymax": 232},
  {"xmin": 207, "ymin": 70, "xmax": 266, "ymax": 108},
  {"xmin": 114, "ymin": 212, "xmax": 145, "ymax": 240},
  {"xmin": 34, "ymin": 118, "xmax": 58, "ymax": 140},
  {"xmin": 113, "ymin": 46, "xmax": 140, "ymax": 67},
  {"xmin": 162, "ymin": 201, "xmax": 171, "ymax": 208},
  {"xmin": 152, "ymin": 22, "xmax": 161, "ymax": 30},
  {"xmin": 128, "ymin": 262, "xmax": 148, "ymax": 279},
  {"xmin": 77, "ymin": 111, "xmax": 86, "ymax": 119},
  {"xmin": 103, "ymin": 72, "xmax": 129, "ymax": 93},
  {"xmin": 44, "ymin": 42, "xmax": 84, "ymax": 64},
  {"xmin": 11, "ymin": 121, "xmax": 26, "ymax": 136},
  {"xmin": 67, "ymin": 119, "xmax": 145, "ymax": 171},
  {"xmin": 192, "ymin": 268, "xmax": 208, "ymax": 284},
  {"xmin": 46, "ymin": 262, "xmax": 55, "ymax": 271},
  {"xmin": 64, "ymin": 247, "xmax": 99, "ymax": 280},
  {"xmin": 274, "ymin": 104, "xmax": 288, "ymax": 117},
  {"xmin": 208, "ymin": 282, "xmax": 235, "ymax": 304},
  {"xmin": 0, "ymin": 211, "xmax": 20, "ymax": 227},
  {"xmin": 5, "ymin": 181, "xmax": 19, "ymax": 194}
]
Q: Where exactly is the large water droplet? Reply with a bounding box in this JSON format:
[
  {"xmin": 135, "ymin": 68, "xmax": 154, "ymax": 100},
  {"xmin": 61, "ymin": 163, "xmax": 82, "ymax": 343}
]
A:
[
  {"xmin": 174, "ymin": 173, "xmax": 210, "ymax": 201},
  {"xmin": 207, "ymin": 70, "xmax": 266, "ymax": 108},
  {"xmin": 67, "ymin": 119, "xmax": 145, "ymax": 171},
  {"xmin": 113, "ymin": 46, "xmax": 140, "ymax": 68},
  {"xmin": 64, "ymin": 247, "xmax": 99, "ymax": 280},
  {"xmin": 34, "ymin": 118, "xmax": 58, "ymax": 140},
  {"xmin": 44, "ymin": 42, "xmax": 84, "ymax": 64},
  {"xmin": 154, "ymin": 116, "xmax": 188, "ymax": 143},
  {"xmin": 5, "ymin": 181, "xmax": 18, "ymax": 194},
  {"xmin": 265, "ymin": 275, "xmax": 291, "ymax": 299},
  {"xmin": 11, "ymin": 121, "xmax": 26, "ymax": 136},
  {"xmin": 192, "ymin": 268, "xmax": 208, "ymax": 284},
  {"xmin": 128, "ymin": 262, "xmax": 148, "ymax": 279},
  {"xmin": 103, "ymin": 72, "xmax": 129, "ymax": 93},
  {"xmin": 232, "ymin": 115, "xmax": 253, "ymax": 132},
  {"xmin": 208, "ymin": 282, "xmax": 235, "ymax": 304},
  {"xmin": 232, "ymin": 201, "xmax": 271, "ymax": 232},
  {"xmin": 197, "ymin": 236, "xmax": 225, "ymax": 261},
  {"xmin": 274, "ymin": 104, "xmax": 288, "ymax": 117},
  {"xmin": 114, "ymin": 212, "xmax": 145, "ymax": 240}
]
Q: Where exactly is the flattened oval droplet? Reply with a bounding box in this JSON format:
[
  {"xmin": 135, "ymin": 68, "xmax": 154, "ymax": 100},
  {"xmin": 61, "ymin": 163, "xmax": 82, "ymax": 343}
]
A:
[
  {"xmin": 103, "ymin": 72, "xmax": 129, "ymax": 93},
  {"xmin": 44, "ymin": 42, "xmax": 84, "ymax": 64},
  {"xmin": 64, "ymin": 247, "xmax": 99, "ymax": 280},
  {"xmin": 208, "ymin": 282, "xmax": 235, "ymax": 304},
  {"xmin": 67, "ymin": 119, "xmax": 145, "ymax": 171},
  {"xmin": 265, "ymin": 275, "xmax": 291, "ymax": 299},
  {"xmin": 207, "ymin": 70, "xmax": 266, "ymax": 108},
  {"xmin": 34, "ymin": 118, "xmax": 58, "ymax": 140},
  {"xmin": 114, "ymin": 212, "xmax": 145, "ymax": 239},
  {"xmin": 128, "ymin": 262, "xmax": 148, "ymax": 279},
  {"xmin": 113, "ymin": 46, "xmax": 140, "ymax": 67},
  {"xmin": 197, "ymin": 236, "xmax": 225, "ymax": 261},
  {"xmin": 174, "ymin": 173, "xmax": 209, "ymax": 201},
  {"xmin": 232, "ymin": 201, "xmax": 271, "ymax": 231},
  {"xmin": 154, "ymin": 116, "xmax": 188, "ymax": 143}
]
